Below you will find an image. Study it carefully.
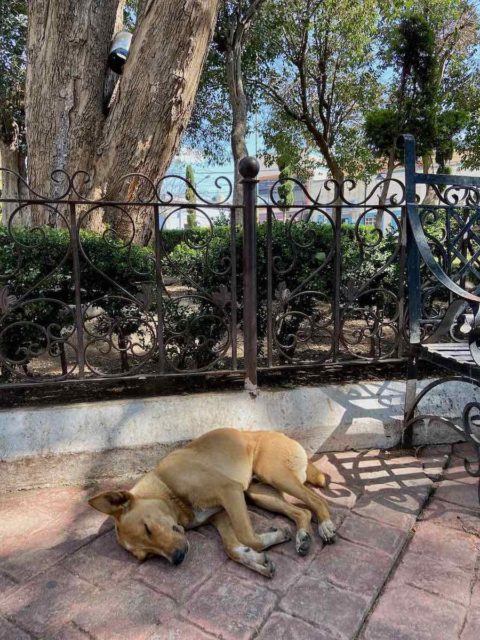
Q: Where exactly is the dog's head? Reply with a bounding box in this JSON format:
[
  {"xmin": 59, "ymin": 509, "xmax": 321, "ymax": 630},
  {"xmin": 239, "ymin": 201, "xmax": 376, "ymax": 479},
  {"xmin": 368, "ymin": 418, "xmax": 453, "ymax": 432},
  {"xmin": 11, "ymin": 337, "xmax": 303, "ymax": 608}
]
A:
[{"xmin": 88, "ymin": 490, "xmax": 189, "ymax": 564}]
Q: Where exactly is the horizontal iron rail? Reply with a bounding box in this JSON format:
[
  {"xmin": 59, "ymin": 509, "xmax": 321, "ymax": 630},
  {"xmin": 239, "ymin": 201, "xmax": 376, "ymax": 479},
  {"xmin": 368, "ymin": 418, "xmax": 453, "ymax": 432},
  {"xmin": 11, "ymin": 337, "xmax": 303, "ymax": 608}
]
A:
[
  {"xmin": 257, "ymin": 358, "xmax": 406, "ymax": 373},
  {"xmin": 414, "ymin": 173, "xmax": 480, "ymax": 187},
  {"xmin": 0, "ymin": 358, "xmax": 409, "ymax": 390},
  {"xmin": 0, "ymin": 368, "xmax": 247, "ymax": 390},
  {"xmin": 0, "ymin": 197, "xmax": 240, "ymax": 209}
]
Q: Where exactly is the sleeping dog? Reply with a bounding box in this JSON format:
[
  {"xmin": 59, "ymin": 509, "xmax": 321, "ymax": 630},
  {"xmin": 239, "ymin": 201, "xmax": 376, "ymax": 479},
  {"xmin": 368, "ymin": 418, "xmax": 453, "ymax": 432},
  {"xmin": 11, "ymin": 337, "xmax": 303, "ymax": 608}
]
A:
[{"xmin": 89, "ymin": 428, "xmax": 336, "ymax": 577}]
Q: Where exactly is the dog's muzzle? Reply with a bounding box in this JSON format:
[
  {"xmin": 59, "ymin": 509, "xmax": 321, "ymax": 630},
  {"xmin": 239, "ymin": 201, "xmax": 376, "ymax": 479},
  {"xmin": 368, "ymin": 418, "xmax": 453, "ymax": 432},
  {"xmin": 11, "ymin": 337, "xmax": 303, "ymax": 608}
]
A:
[{"xmin": 172, "ymin": 541, "xmax": 189, "ymax": 566}]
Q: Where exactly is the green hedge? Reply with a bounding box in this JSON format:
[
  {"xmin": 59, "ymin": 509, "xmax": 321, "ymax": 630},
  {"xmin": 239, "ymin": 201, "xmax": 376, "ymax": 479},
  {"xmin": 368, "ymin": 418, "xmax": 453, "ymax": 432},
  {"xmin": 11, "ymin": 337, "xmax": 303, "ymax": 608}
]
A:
[
  {"xmin": 166, "ymin": 221, "xmax": 400, "ymax": 356},
  {"xmin": 0, "ymin": 221, "xmax": 401, "ymax": 374},
  {"xmin": 0, "ymin": 226, "xmax": 154, "ymax": 373}
]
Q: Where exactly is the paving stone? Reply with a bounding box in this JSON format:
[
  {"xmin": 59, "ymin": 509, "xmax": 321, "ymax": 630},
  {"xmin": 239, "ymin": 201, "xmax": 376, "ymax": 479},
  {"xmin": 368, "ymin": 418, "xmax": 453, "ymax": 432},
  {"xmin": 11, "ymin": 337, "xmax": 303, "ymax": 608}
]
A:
[
  {"xmin": 279, "ymin": 576, "xmax": 369, "ymax": 639},
  {"xmin": 362, "ymin": 584, "xmax": 466, "ymax": 640},
  {"xmin": 452, "ymin": 442, "xmax": 479, "ymax": 460},
  {"xmin": 420, "ymin": 498, "xmax": 480, "ymax": 536},
  {"xmin": 342, "ymin": 455, "xmax": 425, "ymax": 488},
  {"xmin": 310, "ymin": 454, "xmax": 358, "ymax": 486},
  {"xmin": 471, "ymin": 580, "xmax": 480, "ymax": 608},
  {"xmin": 51, "ymin": 622, "xmax": 92, "ymax": 639},
  {"xmin": 0, "ymin": 530, "xmax": 91, "ymax": 583},
  {"xmin": 393, "ymin": 551, "xmax": 473, "ymax": 605},
  {"xmin": 461, "ymin": 608, "xmax": 480, "ymax": 640},
  {"xmin": 184, "ymin": 572, "xmax": 277, "ymax": 640},
  {"xmin": 307, "ymin": 538, "xmax": 392, "ymax": 598},
  {"xmin": 0, "ymin": 567, "xmax": 95, "ymax": 637},
  {"xmin": 434, "ymin": 480, "xmax": 480, "ymax": 511},
  {"xmin": 222, "ymin": 550, "xmax": 306, "ymax": 596},
  {"xmin": 0, "ymin": 616, "xmax": 31, "ymax": 640},
  {"xmin": 460, "ymin": 576, "xmax": 480, "ymax": 640},
  {"xmin": 0, "ymin": 572, "xmax": 18, "ymax": 597},
  {"xmin": 418, "ymin": 447, "xmax": 451, "ymax": 481},
  {"xmin": 444, "ymin": 461, "xmax": 480, "ymax": 484},
  {"xmin": 323, "ymin": 482, "xmax": 358, "ymax": 510},
  {"xmin": 256, "ymin": 612, "xmax": 331, "ymax": 640},
  {"xmin": 383, "ymin": 455, "xmax": 422, "ymax": 466},
  {"xmin": 407, "ymin": 521, "xmax": 478, "ymax": 570},
  {"xmin": 352, "ymin": 493, "xmax": 423, "ymax": 531},
  {"xmin": 338, "ymin": 513, "xmax": 408, "ymax": 557},
  {"xmin": 0, "ymin": 487, "xmax": 104, "ymax": 536},
  {"xmin": 362, "ymin": 476, "xmax": 433, "ymax": 494},
  {"xmin": 62, "ymin": 529, "xmax": 139, "ymax": 587},
  {"xmin": 138, "ymin": 530, "xmax": 226, "ymax": 603},
  {"xmin": 72, "ymin": 581, "xmax": 176, "ymax": 640},
  {"xmin": 147, "ymin": 618, "xmax": 216, "ymax": 639},
  {"xmin": 324, "ymin": 450, "xmax": 365, "ymax": 461}
]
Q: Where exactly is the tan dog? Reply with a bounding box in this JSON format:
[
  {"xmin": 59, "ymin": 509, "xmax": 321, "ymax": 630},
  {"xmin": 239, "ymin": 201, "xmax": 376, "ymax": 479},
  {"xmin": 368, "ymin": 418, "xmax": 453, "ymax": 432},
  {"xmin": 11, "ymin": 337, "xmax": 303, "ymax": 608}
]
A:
[{"xmin": 89, "ymin": 428, "xmax": 335, "ymax": 577}]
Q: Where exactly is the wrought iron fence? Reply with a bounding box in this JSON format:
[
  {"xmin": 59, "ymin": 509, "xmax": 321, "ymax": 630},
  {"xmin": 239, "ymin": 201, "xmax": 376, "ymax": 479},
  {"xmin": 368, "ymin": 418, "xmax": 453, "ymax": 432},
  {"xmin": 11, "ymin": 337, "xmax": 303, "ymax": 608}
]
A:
[{"xmin": 0, "ymin": 160, "xmax": 407, "ymax": 391}]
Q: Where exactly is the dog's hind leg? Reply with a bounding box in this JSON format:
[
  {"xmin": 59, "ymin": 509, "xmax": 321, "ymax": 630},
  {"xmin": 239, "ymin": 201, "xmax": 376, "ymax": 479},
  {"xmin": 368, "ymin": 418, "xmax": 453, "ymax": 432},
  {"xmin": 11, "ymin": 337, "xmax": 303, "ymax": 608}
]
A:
[
  {"xmin": 210, "ymin": 511, "xmax": 276, "ymax": 578},
  {"xmin": 246, "ymin": 483, "xmax": 313, "ymax": 556},
  {"xmin": 252, "ymin": 435, "xmax": 336, "ymax": 544},
  {"xmin": 218, "ymin": 484, "xmax": 291, "ymax": 552},
  {"xmin": 265, "ymin": 473, "xmax": 336, "ymax": 545}
]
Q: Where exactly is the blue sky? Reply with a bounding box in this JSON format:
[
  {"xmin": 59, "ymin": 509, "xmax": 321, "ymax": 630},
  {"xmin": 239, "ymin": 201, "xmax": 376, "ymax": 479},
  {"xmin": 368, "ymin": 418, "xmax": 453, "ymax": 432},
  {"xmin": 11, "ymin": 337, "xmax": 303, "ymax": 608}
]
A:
[{"xmin": 167, "ymin": 132, "xmax": 263, "ymax": 200}]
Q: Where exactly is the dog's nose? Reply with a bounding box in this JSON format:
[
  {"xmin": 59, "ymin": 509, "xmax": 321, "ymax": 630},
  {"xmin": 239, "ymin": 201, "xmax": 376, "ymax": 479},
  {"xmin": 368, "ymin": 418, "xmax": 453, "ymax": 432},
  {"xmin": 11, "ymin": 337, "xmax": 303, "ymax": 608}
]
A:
[{"xmin": 172, "ymin": 548, "xmax": 186, "ymax": 566}]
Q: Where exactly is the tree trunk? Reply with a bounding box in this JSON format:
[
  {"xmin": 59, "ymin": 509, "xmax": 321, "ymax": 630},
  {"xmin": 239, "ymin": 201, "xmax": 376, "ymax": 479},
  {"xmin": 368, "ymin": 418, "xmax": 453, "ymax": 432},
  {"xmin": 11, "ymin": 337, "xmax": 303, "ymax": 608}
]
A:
[
  {"xmin": 25, "ymin": 0, "xmax": 221, "ymax": 241},
  {"xmin": 375, "ymin": 147, "xmax": 396, "ymax": 230},
  {"xmin": 91, "ymin": 0, "xmax": 222, "ymax": 243},
  {"xmin": 26, "ymin": 1, "xmax": 123, "ymax": 224},
  {"xmin": 226, "ymin": 41, "xmax": 248, "ymax": 209},
  {"xmin": 422, "ymin": 152, "xmax": 437, "ymax": 205},
  {"xmin": 0, "ymin": 140, "xmax": 28, "ymax": 226}
]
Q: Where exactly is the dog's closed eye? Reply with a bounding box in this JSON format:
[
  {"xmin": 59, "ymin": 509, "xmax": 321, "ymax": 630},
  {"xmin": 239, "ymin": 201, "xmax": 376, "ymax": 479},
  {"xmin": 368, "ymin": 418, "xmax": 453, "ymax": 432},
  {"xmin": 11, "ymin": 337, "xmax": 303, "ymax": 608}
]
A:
[
  {"xmin": 172, "ymin": 525, "xmax": 182, "ymax": 533},
  {"xmin": 144, "ymin": 523, "xmax": 152, "ymax": 537}
]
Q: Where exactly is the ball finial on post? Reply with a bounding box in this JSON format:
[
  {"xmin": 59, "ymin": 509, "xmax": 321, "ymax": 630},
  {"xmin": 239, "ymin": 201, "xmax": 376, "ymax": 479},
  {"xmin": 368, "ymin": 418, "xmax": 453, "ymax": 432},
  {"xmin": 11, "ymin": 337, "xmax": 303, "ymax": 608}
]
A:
[{"xmin": 239, "ymin": 156, "xmax": 260, "ymax": 180}]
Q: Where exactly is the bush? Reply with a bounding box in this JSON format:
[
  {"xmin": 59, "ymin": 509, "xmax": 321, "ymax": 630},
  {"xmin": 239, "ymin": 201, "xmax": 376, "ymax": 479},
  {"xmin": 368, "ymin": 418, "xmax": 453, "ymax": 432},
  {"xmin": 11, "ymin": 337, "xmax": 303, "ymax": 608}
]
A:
[
  {"xmin": 167, "ymin": 221, "xmax": 401, "ymax": 358},
  {"xmin": 0, "ymin": 225, "xmax": 154, "ymax": 377},
  {"xmin": 0, "ymin": 219, "xmax": 401, "ymax": 376},
  {"xmin": 160, "ymin": 227, "xmax": 211, "ymax": 254}
]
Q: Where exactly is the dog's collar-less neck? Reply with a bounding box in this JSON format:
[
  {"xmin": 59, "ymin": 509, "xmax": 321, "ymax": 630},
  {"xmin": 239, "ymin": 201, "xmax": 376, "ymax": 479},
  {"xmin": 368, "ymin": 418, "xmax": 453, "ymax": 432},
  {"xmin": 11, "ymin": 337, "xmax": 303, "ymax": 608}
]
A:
[
  {"xmin": 131, "ymin": 472, "xmax": 192, "ymax": 523},
  {"xmin": 131, "ymin": 472, "xmax": 173, "ymax": 500},
  {"xmin": 154, "ymin": 474, "xmax": 193, "ymax": 523}
]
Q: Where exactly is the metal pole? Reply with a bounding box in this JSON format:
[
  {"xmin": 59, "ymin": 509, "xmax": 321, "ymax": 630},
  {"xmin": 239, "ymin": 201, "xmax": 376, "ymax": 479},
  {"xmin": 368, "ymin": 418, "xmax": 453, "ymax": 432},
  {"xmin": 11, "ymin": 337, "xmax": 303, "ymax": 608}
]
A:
[
  {"xmin": 404, "ymin": 134, "xmax": 421, "ymax": 345},
  {"xmin": 402, "ymin": 134, "xmax": 420, "ymax": 446},
  {"xmin": 69, "ymin": 203, "xmax": 85, "ymax": 378},
  {"xmin": 239, "ymin": 156, "xmax": 260, "ymax": 393}
]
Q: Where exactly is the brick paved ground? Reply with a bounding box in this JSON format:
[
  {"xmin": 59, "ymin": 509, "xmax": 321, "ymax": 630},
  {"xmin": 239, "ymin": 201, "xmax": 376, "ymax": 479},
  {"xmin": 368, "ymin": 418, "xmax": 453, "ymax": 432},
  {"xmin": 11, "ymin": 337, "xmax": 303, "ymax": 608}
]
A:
[{"xmin": 0, "ymin": 443, "xmax": 478, "ymax": 640}]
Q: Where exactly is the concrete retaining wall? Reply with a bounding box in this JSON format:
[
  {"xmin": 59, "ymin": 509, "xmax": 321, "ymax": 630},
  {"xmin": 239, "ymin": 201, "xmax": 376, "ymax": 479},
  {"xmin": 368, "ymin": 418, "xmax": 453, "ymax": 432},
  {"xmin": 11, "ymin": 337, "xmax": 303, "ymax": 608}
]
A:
[{"xmin": 1, "ymin": 378, "xmax": 477, "ymax": 490}]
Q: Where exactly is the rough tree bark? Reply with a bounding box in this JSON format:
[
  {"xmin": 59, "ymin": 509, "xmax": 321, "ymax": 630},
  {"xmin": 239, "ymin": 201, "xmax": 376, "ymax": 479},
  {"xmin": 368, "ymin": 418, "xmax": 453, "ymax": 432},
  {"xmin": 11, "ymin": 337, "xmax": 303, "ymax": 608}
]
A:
[
  {"xmin": 26, "ymin": 1, "xmax": 124, "ymax": 226},
  {"xmin": 223, "ymin": 1, "xmax": 265, "ymax": 207},
  {"xmin": 375, "ymin": 147, "xmax": 397, "ymax": 229},
  {"xmin": 25, "ymin": 0, "xmax": 221, "ymax": 241},
  {"xmin": 226, "ymin": 39, "xmax": 248, "ymax": 208},
  {"xmin": 421, "ymin": 153, "xmax": 438, "ymax": 205},
  {"xmin": 0, "ymin": 132, "xmax": 28, "ymax": 226}
]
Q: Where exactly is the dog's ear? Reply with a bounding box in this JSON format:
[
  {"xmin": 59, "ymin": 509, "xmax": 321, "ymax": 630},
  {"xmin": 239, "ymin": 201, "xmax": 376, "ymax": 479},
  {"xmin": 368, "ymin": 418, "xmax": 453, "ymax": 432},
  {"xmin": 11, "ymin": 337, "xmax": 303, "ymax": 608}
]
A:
[{"xmin": 88, "ymin": 490, "xmax": 133, "ymax": 516}]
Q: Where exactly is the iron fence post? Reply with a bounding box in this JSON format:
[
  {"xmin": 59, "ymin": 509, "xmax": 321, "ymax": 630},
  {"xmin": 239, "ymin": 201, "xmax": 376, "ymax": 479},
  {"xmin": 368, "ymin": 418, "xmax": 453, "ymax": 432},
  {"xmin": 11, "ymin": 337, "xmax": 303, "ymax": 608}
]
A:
[
  {"xmin": 240, "ymin": 156, "xmax": 260, "ymax": 393},
  {"xmin": 69, "ymin": 203, "xmax": 85, "ymax": 378},
  {"xmin": 153, "ymin": 204, "xmax": 166, "ymax": 373},
  {"xmin": 404, "ymin": 135, "xmax": 421, "ymax": 345},
  {"xmin": 402, "ymin": 133, "xmax": 420, "ymax": 446}
]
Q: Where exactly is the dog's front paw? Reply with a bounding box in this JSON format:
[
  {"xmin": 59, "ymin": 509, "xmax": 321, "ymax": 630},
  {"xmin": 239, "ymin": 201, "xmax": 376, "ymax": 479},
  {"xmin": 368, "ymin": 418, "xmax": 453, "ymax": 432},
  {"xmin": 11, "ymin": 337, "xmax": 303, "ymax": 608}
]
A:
[
  {"xmin": 268, "ymin": 526, "xmax": 292, "ymax": 543},
  {"xmin": 318, "ymin": 519, "xmax": 336, "ymax": 544},
  {"xmin": 295, "ymin": 528, "xmax": 312, "ymax": 556},
  {"xmin": 263, "ymin": 556, "xmax": 276, "ymax": 579},
  {"xmin": 235, "ymin": 547, "xmax": 276, "ymax": 578}
]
